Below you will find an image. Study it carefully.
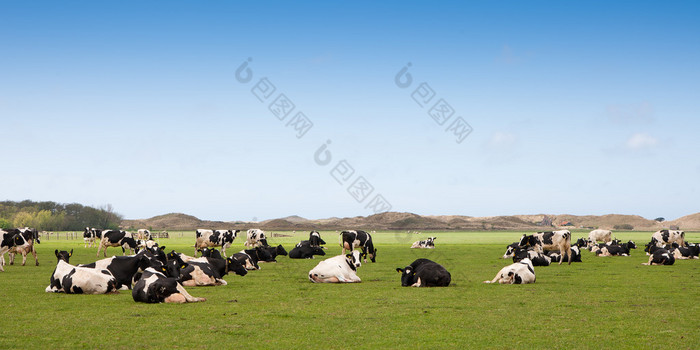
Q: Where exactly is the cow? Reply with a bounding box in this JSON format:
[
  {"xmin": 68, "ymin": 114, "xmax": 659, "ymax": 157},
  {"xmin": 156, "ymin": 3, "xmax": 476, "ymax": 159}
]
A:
[
  {"xmin": 289, "ymin": 242, "xmax": 326, "ymax": 259},
  {"xmin": 180, "ymin": 253, "xmax": 248, "ymax": 286},
  {"xmin": 642, "ymin": 248, "xmax": 675, "ymax": 265},
  {"xmin": 45, "ymin": 260, "xmax": 118, "ymax": 294},
  {"xmin": 198, "ymin": 248, "xmax": 223, "ymax": 259},
  {"xmin": 136, "ymin": 229, "xmax": 152, "ymax": 240},
  {"xmin": 596, "ymin": 241, "xmax": 637, "ymax": 257},
  {"xmin": 512, "ymin": 247, "xmax": 551, "ymax": 266},
  {"xmin": 669, "ymin": 243, "xmax": 700, "ymax": 260},
  {"xmin": 121, "ymin": 237, "xmax": 139, "ymax": 255},
  {"xmin": 261, "ymin": 245, "xmax": 287, "ymax": 262},
  {"xmin": 1, "ymin": 229, "xmax": 30, "ymax": 272},
  {"xmin": 194, "ymin": 229, "xmax": 239, "ymax": 256},
  {"xmin": 167, "ymin": 250, "xmax": 197, "ymax": 263},
  {"xmin": 244, "ymin": 229, "xmax": 267, "ymax": 248},
  {"xmin": 484, "ymin": 258, "xmax": 536, "ymax": 284},
  {"xmin": 80, "ymin": 250, "xmax": 161, "ymax": 289},
  {"xmin": 519, "ymin": 230, "xmax": 572, "ymax": 265},
  {"xmin": 132, "ymin": 267, "xmax": 206, "ymax": 303},
  {"xmin": 308, "ymin": 250, "xmax": 362, "ymax": 283},
  {"xmin": 411, "ymin": 237, "xmax": 436, "ymax": 249},
  {"xmin": 502, "ymin": 242, "xmax": 521, "ymax": 259},
  {"xmin": 232, "ymin": 247, "xmax": 273, "ymax": 270},
  {"xmin": 573, "ymin": 238, "xmax": 589, "ymax": 248},
  {"xmin": 340, "ymin": 230, "xmax": 377, "ymax": 263},
  {"xmin": 547, "ymin": 246, "xmax": 582, "ymax": 263},
  {"xmin": 396, "ymin": 258, "xmax": 451, "ymax": 287},
  {"xmin": 651, "ymin": 230, "xmax": 685, "ymax": 248},
  {"xmin": 7, "ymin": 227, "xmax": 40, "ymax": 266},
  {"xmin": 136, "ymin": 239, "xmax": 159, "ymax": 251},
  {"xmin": 188, "ymin": 254, "xmax": 248, "ymax": 278},
  {"xmin": 55, "ymin": 249, "xmax": 72, "ymax": 263},
  {"xmin": 588, "ymin": 229, "xmax": 612, "ymax": 244},
  {"xmin": 309, "ymin": 231, "xmax": 326, "ymax": 248},
  {"xmin": 96, "ymin": 230, "xmax": 133, "ymax": 257},
  {"xmin": 82, "ymin": 227, "xmax": 102, "ymax": 248}
]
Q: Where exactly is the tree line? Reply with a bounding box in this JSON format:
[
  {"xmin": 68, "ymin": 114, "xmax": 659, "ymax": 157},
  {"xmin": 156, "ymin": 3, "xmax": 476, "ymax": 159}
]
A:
[{"xmin": 0, "ymin": 200, "xmax": 122, "ymax": 231}]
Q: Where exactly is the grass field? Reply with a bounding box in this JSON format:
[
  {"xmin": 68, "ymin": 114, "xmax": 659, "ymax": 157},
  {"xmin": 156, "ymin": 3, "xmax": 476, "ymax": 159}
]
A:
[{"xmin": 1, "ymin": 230, "xmax": 699, "ymax": 349}]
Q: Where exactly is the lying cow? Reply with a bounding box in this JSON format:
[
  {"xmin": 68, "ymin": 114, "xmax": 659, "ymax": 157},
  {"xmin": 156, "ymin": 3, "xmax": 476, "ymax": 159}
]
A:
[
  {"xmin": 46, "ymin": 260, "xmax": 118, "ymax": 294},
  {"xmin": 411, "ymin": 237, "xmax": 436, "ymax": 249},
  {"xmin": 80, "ymin": 250, "xmax": 161, "ymax": 289},
  {"xmin": 132, "ymin": 267, "xmax": 206, "ymax": 303},
  {"xmin": 512, "ymin": 247, "xmax": 551, "ymax": 266},
  {"xmin": 1, "ymin": 229, "xmax": 30, "ymax": 272},
  {"xmin": 651, "ymin": 230, "xmax": 685, "ymax": 248},
  {"xmin": 502, "ymin": 242, "xmax": 520, "ymax": 259},
  {"xmin": 642, "ymin": 248, "xmax": 675, "ymax": 265},
  {"xmin": 588, "ymin": 229, "xmax": 612, "ymax": 244},
  {"xmin": 519, "ymin": 230, "xmax": 572, "ymax": 265},
  {"xmin": 231, "ymin": 247, "xmax": 273, "ymax": 270},
  {"xmin": 309, "ymin": 231, "xmax": 326, "ymax": 247},
  {"xmin": 289, "ymin": 242, "xmax": 326, "ymax": 259},
  {"xmin": 194, "ymin": 229, "xmax": 239, "ymax": 256},
  {"xmin": 7, "ymin": 227, "xmax": 40, "ymax": 266},
  {"xmin": 596, "ymin": 241, "xmax": 637, "ymax": 257},
  {"xmin": 244, "ymin": 229, "xmax": 268, "ymax": 248},
  {"xmin": 396, "ymin": 258, "xmax": 450, "ymax": 287},
  {"xmin": 96, "ymin": 230, "xmax": 134, "ymax": 257},
  {"xmin": 484, "ymin": 258, "xmax": 536, "ymax": 284},
  {"xmin": 308, "ymin": 251, "xmax": 362, "ymax": 283},
  {"xmin": 179, "ymin": 254, "xmax": 248, "ymax": 286},
  {"xmin": 340, "ymin": 230, "xmax": 377, "ymax": 263},
  {"xmin": 669, "ymin": 243, "xmax": 700, "ymax": 260},
  {"xmin": 261, "ymin": 245, "xmax": 287, "ymax": 262}
]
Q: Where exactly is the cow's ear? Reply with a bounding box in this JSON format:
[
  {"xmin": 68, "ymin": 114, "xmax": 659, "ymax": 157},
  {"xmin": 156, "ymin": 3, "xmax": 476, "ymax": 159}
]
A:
[
  {"xmin": 396, "ymin": 268, "xmax": 403, "ymax": 273},
  {"xmin": 160, "ymin": 246, "xmax": 166, "ymax": 251},
  {"xmin": 69, "ymin": 249, "xmax": 73, "ymax": 257},
  {"xmin": 55, "ymin": 249, "xmax": 59, "ymax": 257},
  {"xmin": 346, "ymin": 254, "xmax": 352, "ymax": 258},
  {"xmin": 181, "ymin": 264, "xmax": 186, "ymax": 269}
]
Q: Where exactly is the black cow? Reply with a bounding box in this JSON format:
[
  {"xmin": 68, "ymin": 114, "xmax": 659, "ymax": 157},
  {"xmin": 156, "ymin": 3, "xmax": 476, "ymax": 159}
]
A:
[
  {"xmin": 261, "ymin": 245, "xmax": 287, "ymax": 262},
  {"xmin": 132, "ymin": 267, "xmax": 206, "ymax": 303},
  {"xmin": 396, "ymin": 258, "xmax": 451, "ymax": 287},
  {"xmin": 289, "ymin": 242, "xmax": 326, "ymax": 259},
  {"xmin": 55, "ymin": 249, "xmax": 72, "ymax": 263},
  {"xmin": 340, "ymin": 230, "xmax": 377, "ymax": 263},
  {"xmin": 80, "ymin": 250, "xmax": 162, "ymax": 289},
  {"xmin": 121, "ymin": 237, "xmax": 139, "ymax": 255},
  {"xmin": 643, "ymin": 248, "xmax": 675, "ymax": 265},
  {"xmin": 309, "ymin": 231, "xmax": 326, "ymax": 247}
]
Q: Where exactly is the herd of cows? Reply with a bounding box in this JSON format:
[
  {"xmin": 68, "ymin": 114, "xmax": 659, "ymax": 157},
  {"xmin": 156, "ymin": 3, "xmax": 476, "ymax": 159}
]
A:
[{"xmin": 1, "ymin": 226, "xmax": 698, "ymax": 303}]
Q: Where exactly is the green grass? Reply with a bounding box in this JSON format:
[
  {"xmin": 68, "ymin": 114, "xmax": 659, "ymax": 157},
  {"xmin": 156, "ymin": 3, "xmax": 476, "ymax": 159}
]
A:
[{"xmin": 1, "ymin": 230, "xmax": 699, "ymax": 349}]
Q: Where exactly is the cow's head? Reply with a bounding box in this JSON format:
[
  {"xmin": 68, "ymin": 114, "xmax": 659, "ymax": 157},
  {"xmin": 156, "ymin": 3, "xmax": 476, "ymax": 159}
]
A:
[
  {"xmin": 55, "ymin": 249, "xmax": 72, "ymax": 263},
  {"xmin": 255, "ymin": 246, "xmax": 273, "ymax": 262},
  {"xmin": 627, "ymin": 241, "xmax": 637, "ymax": 249},
  {"xmin": 346, "ymin": 250, "xmax": 361, "ymax": 269},
  {"xmin": 226, "ymin": 257, "xmax": 248, "ymax": 276},
  {"xmin": 164, "ymin": 258, "xmax": 186, "ymax": 279},
  {"xmin": 369, "ymin": 248, "xmax": 377, "ymax": 263},
  {"xmin": 312, "ymin": 247, "xmax": 326, "ymax": 256},
  {"xmin": 396, "ymin": 265, "xmax": 416, "ymax": 287},
  {"xmin": 518, "ymin": 234, "xmax": 531, "ymax": 247},
  {"xmin": 502, "ymin": 243, "xmax": 518, "ymax": 259},
  {"xmin": 275, "ymin": 245, "xmax": 288, "ymax": 256}
]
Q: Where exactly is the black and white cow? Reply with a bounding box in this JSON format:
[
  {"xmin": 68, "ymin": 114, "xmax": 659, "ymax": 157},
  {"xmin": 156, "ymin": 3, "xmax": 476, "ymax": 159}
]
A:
[
  {"xmin": 83, "ymin": 227, "xmax": 102, "ymax": 248},
  {"xmin": 396, "ymin": 258, "xmax": 451, "ymax": 287},
  {"xmin": 132, "ymin": 267, "xmax": 206, "ymax": 303},
  {"xmin": 46, "ymin": 260, "xmax": 118, "ymax": 294},
  {"xmin": 96, "ymin": 230, "xmax": 133, "ymax": 257},
  {"xmin": 411, "ymin": 237, "xmax": 436, "ymax": 249},
  {"xmin": 244, "ymin": 229, "xmax": 268, "ymax": 248},
  {"xmin": 167, "ymin": 250, "xmax": 197, "ymax": 263},
  {"xmin": 198, "ymin": 248, "xmax": 223, "ymax": 260},
  {"xmin": 340, "ymin": 230, "xmax": 377, "ymax": 263},
  {"xmin": 261, "ymin": 245, "xmax": 287, "ymax": 262},
  {"xmin": 7, "ymin": 227, "xmax": 40, "ymax": 266},
  {"xmin": 484, "ymin": 258, "xmax": 536, "ymax": 284},
  {"xmin": 512, "ymin": 247, "xmax": 551, "ymax": 266},
  {"xmin": 596, "ymin": 241, "xmax": 637, "ymax": 257},
  {"xmin": 289, "ymin": 242, "xmax": 326, "ymax": 259},
  {"xmin": 588, "ymin": 229, "xmax": 612, "ymax": 244},
  {"xmin": 669, "ymin": 243, "xmax": 700, "ymax": 260},
  {"xmin": 502, "ymin": 242, "xmax": 521, "ymax": 259},
  {"xmin": 1, "ymin": 229, "xmax": 30, "ymax": 272},
  {"xmin": 194, "ymin": 229, "xmax": 239, "ymax": 256},
  {"xmin": 55, "ymin": 249, "xmax": 72, "ymax": 263},
  {"xmin": 120, "ymin": 237, "xmax": 139, "ymax": 255},
  {"xmin": 136, "ymin": 229, "xmax": 152, "ymax": 240},
  {"xmin": 232, "ymin": 247, "xmax": 273, "ymax": 270},
  {"xmin": 309, "ymin": 231, "xmax": 326, "ymax": 248},
  {"xmin": 642, "ymin": 248, "xmax": 675, "ymax": 265},
  {"xmin": 308, "ymin": 250, "xmax": 362, "ymax": 283},
  {"xmin": 80, "ymin": 250, "xmax": 160, "ymax": 289},
  {"xmin": 180, "ymin": 253, "xmax": 248, "ymax": 286},
  {"xmin": 651, "ymin": 230, "xmax": 685, "ymax": 248},
  {"xmin": 547, "ymin": 246, "xmax": 582, "ymax": 263},
  {"xmin": 519, "ymin": 230, "xmax": 572, "ymax": 265},
  {"xmin": 189, "ymin": 254, "xmax": 248, "ymax": 278}
]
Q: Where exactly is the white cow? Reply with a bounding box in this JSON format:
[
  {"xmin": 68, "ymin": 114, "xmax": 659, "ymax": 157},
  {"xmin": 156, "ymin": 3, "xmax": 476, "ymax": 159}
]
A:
[
  {"xmin": 651, "ymin": 230, "xmax": 685, "ymax": 247},
  {"xmin": 308, "ymin": 250, "xmax": 362, "ymax": 283},
  {"xmin": 136, "ymin": 229, "xmax": 152, "ymax": 240},
  {"xmin": 244, "ymin": 229, "xmax": 267, "ymax": 248},
  {"xmin": 483, "ymin": 258, "xmax": 536, "ymax": 284},
  {"xmin": 46, "ymin": 260, "xmax": 118, "ymax": 294},
  {"xmin": 588, "ymin": 229, "xmax": 612, "ymax": 244},
  {"xmin": 411, "ymin": 237, "xmax": 436, "ymax": 249}
]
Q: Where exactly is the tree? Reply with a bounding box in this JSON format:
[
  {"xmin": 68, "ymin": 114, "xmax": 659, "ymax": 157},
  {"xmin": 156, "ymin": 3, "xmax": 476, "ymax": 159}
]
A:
[{"xmin": 654, "ymin": 217, "xmax": 665, "ymax": 222}]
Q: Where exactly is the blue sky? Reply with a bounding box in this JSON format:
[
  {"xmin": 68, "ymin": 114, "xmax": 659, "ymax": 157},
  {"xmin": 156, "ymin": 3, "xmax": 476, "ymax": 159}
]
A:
[{"xmin": 2, "ymin": 1, "xmax": 698, "ymax": 221}]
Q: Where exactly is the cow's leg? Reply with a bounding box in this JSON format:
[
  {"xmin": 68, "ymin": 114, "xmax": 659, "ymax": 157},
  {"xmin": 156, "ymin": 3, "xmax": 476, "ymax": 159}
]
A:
[
  {"xmin": 175, "ymin": 283, "xmax": 206, "ymax": 302},
  {"xmin": 566, "ymin": 244, "xmax": 572, "ymax": 265},
  {"xmin": 9, "ymin": 253, "xmax": 14, "ymax": 265},
  {"xmin": 96, "ymin": 242, "xmax": 103, "ymax": 257},
  {"xmin": 21, "ymin": 251, "xmax": 28, "ymax": 266},
  {"xmin": 32, "ymin": 247, "xmax": 38, "ymax": 266},
  {"xmin": 411, "ymin": 277, "xmax": 422, "ymax": 287}
]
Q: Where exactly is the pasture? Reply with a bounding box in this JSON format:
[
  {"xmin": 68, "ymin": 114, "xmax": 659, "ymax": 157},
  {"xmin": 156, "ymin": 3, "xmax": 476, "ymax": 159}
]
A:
[{"xmin": 1, "ymin": 230, "xmax": 699, "ymax": 349}]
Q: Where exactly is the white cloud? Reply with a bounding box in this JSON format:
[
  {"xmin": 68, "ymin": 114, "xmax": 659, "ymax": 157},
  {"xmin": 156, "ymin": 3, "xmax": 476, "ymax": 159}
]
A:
[{"xmin": 625, "ymin": 133, "xmax": 658, "ymax": 151}]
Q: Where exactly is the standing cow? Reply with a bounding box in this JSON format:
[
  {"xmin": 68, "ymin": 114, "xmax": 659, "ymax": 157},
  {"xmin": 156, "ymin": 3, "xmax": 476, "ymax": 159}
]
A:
[
  {"xmin": 340, "ymin": 230, "xmax": 377, "ymax": 263},
  {"xmin": 1, "ymin": 229, "xmax": 31, "ymax": 272},
  {"xmin": 83, "ymin": 228, "xmax": 102, "ymax": 248},
  {"xmin": 651, "ymin": 230, "xmax": 685, "ymax": 248},
  {"xmin": 96, "ymin": 230, "xmax": 134, "ymax": 257},
  {"xmin": 519, "ymin": 230, "xmax": 572, "ymax": 265},
  {"xmin": 7, "ymin": 227, "xmax": 40, "ymax": 266},
  {"xmin": 588, "ymin": 229, "xmax": 612, "ymax": 244},
  {"xmin": 244, "ymin": 229, "xmax": 268, "ymax": 248},
  {"xmin": 194, "ymin": 229, "xmax": 239, "ymax": 256}
]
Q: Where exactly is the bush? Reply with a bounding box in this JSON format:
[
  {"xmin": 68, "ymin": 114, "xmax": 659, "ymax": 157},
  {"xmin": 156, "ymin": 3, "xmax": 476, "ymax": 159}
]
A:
[{"xmin": 614, "ymin": 224, "xmax": 634, "ymax": 230}]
